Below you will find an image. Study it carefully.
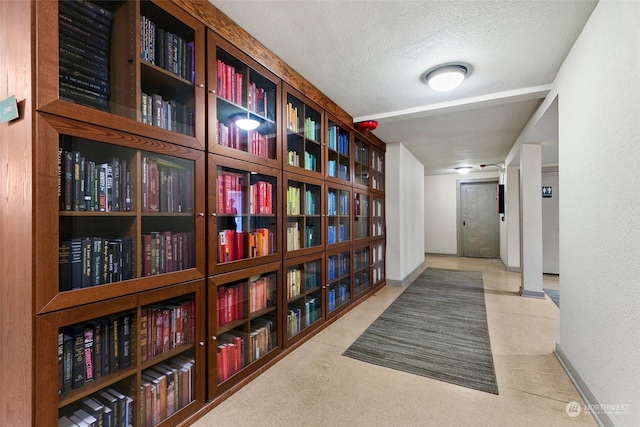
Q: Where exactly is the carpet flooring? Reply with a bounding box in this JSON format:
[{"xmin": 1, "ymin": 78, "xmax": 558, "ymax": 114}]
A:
[
  {"xmin": 544, "ymin": 288, "xmax": 560, "ymax": 307},
  {"xmin": 343, "ymin": 267, "xmax": 498, "ymax": 394}
]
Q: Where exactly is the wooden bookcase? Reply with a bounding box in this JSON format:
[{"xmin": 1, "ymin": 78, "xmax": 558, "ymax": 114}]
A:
[{"xmin": 0, "ymin": 0, "xmax": 385, "ymax": 425}]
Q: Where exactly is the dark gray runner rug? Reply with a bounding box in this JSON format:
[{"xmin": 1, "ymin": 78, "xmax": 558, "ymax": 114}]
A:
[{"xmin": 343, "ymin": 267, "xmax": 498, "ymax": 394}]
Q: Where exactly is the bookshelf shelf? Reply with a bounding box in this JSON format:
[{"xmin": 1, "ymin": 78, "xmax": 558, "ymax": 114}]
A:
[
  {"xmin": 371, "ymin": 147, "xmax": 385, "ymax": 192},
  {"xmin": 327, "ymin": 184, "xmax": 352, "ymax": 247},
  {"xmin": 354, "ymin": 135, "xmax": 371, "ymax": 189},
  {"xmin": 326, "ymin": 115, "xmax": 352, "ymax": 184},
  {"xmin": 208, "ymin": 32, "xmax": 280, "ymax": 166},
  {"xmin": 326, "ymin": 247, "xmax": 352, "ymax": 317},
  {"xmin": 354, "ymin": 242, "xmax": 372, "ymax": 298},
  {"xmin": 283, "ymin": 84, "xmax": 324, "ymax": 179},
  {"xmin": 353, "ymin": 191, "xmax": 370, "ymax": 240},
  {"xmin": 208, "ymin": 155, "xmax": 281, "ymax": 274},
  {"xmin": 208, "ymin": 262, "xmax": 281, "ymax": 398},
  {"xmin": 284, "ymin": 172, "xmax": 325, "ymax": 258},
  {"xmin": 284, "ymin": 254, "xmax": 324, "ymax": 346}
]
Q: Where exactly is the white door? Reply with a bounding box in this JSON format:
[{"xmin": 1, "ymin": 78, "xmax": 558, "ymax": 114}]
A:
[{"xmin": 461, "ymin": 182, "xmax": 500, "ymax": 258}]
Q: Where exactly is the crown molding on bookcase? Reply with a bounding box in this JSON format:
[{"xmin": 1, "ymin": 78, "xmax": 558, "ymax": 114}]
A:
[{"xmin": 175, "ymin": 0, "xmax": 357, "ymax": 132}]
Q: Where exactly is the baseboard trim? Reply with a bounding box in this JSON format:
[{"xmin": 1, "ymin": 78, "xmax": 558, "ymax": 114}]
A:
[
  {"xmin": 554, "ymin": 344, "xmax": 612, "ymax": 427},
  {"xmin": 387, "ymin": 260, "xmax": 428, "ymax": 287},
  {"xmin": 520, "ymin": 288, "xmax": 546, "ymax": 299}
]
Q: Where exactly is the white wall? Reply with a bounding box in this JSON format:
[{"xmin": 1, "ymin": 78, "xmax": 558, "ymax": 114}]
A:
[
  {"xmin": 502, "ymin": 166, "xmax": 520, "ymax": 270},
  {"xmin": 542, "ymin": 169, "xmax": 559, "ymax": 274},
  {"xmin": 554, "ymin": 1, "xmax": 640, "ymax": 425},
  {"xmin": 386, "ymin": 143, "xmax": 425, "ymax": 283},
  {"xmin": 424, "ymin": 171, "xmax": 499, "ymax": 255}
]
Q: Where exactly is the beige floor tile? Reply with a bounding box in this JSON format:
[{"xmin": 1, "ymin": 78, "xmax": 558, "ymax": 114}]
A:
[{"xmin": 192, "ymin": 256, "xmax": 596, "ymax": 427}]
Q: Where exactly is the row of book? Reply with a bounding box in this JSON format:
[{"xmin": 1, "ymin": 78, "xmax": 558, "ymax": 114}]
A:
[
  {"xmin": 328, "ymin": 284, "xmax": 350, "ymax": 312},
  {"xmin": 58, "ymin": 387, "xmax": 133, "ymax": 427},
  {"xmin": 286, "ymin": 185, "xmax": 318, "ymax": 216},
  {"xmin": 140, "ymin": 15, "xmax": 195, "ymax": 83},
  {"xmin": 372, "ymin": 264, "xmax": 384, "ymax": 284},
  {"xmin": 59, "ymin": 147, "xmax": 131, "ymax": 212},
  {"xmin": 140, "ymin": 356, "xmax": 195, "ymax": 426},
  {"xmin": 286, "ymin": 149, "xmax": 318, "ymax": 171},
  {"xmin": 286, "ymin": 297, "xmax": 320, "ymax": 338},
  {"xmin": 216, "ymin": 318, "xmax": 275, "ymax": 382},
  {"xmin": 216, "ymin": 119, "xmax": 273, "ymax": 158},
  {"xmin": 327, "ymin": 159, "xmax": 349, "ymax": 180},
  {"xmin": 59, "ymin": 237, "xmax": 133, "ymax": 291},
  {"xmin": 58, "ymin": 313, "xmax": 132, "ymax": 395},
  {"xmin": 328, "ymin": 253, "xmax": 349, "ymax": 281},
  {"xmin": 286, "ymin": 264, "xmax": 321, "ymax": 300},
  {"xmin": 354, "ymin": 218, "xmax": 370, "ymax": 239},
  {"xmin": 58, "ymin": 0, "xmax": 112, "ymax": 112},
  {"xmin": 141, "ymin": 231, "xmax": 195, "ymax": 277},
  {"xmin": 217, "ymin": 228, "xmax": 275, "ymax": 263},
  {"xmin": 286, "ymin": 222, "xmax": 318, "ymax": 251},
  {"xmin": 354, "ymin": 193, "xmax": 370, "ymax": 216},
  {"xmin": 139, "ymin": 298, "xmax": 195, "ymax": 362},
  {"xmin": 372, "ymin": 151, "xmax": 384, "ymax": 172},
  {"xmin": 285, "ymin": 103, "xmax": 320, "ymax": 141},
  {"xmin": 216, "ymin": 276, "xmax": 276, "ymax": 327},
  {"xmin": 327, "ymin": 190, "xmax": 349, "ymax": 216},
  {"xmin": 372, "ymin": 198, "xmax": 384, "ymax": 216},
  {"xmin": 218, "ymin": 174, "xmax": 274, "ymax": 215},
  {"xmin": 354, "ymin": 248, "xmax": 371, "ymax": 271},
  {"xmin": 354, "ymin": 144, "xmax": 370, "ymax": 164},
  {"xmin": 327, "ymin": 223, "xmax": 348, "ymax": 245},
  {"xmin": 354, "ymin": 272, "xmax": 371, "ymax": 295},
  {"xmin": 141, "ymin": 155, "xmax": 193, "ymax": 213},
  {"xmin": 217, "ymin": 333, "xmax": 244, "ymax": 382},
  {"xmin": 216, "ymin": 59, "xmax": 269, "ymax": 116},
  {"xmin": 141, "ymin": 92, "xmax": 195, "ymax": 136},
  {"xmin": 217, "ymin": 283, "xmax": 243, "ymax": 327},
  {"xmin": 327, "ymin": 125, "xmax": 349, "ymax": 155}
]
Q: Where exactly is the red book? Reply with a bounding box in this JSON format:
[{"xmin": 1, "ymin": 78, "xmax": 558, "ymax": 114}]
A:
[
  {"xmin": 234, "ymin": 231, "xmax": 245, "ymax": 261},
  {"xmin": 217, "ymin": 286, "xmax": 226, "ymax": 326},
  {"xmin": 235, "ymin": 72, "xmax": 242, "ymax": 105}
]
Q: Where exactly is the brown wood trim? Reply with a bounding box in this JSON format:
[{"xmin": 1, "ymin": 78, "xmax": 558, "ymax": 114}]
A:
[{"xmin": 174, "ymin": 0, "xmax": 354, "ymax": 126}]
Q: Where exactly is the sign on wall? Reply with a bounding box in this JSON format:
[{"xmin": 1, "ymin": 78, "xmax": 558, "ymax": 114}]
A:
[{"xmin": 542, "ymin": 186, "xmax": 553, "ymax": 198}]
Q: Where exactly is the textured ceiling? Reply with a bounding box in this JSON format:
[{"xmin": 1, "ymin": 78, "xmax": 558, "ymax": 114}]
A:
[{"xmin": 209, "ymin": 0, "xmax": 597, "ymax": 174}]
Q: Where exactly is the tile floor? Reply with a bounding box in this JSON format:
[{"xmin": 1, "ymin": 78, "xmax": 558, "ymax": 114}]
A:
[{"xmin": 192, "ymin": 255, "xmax": 596, "ymax": 427}]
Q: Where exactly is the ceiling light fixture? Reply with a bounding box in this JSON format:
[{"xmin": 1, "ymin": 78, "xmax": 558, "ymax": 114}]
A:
[
  {"xmin": 231, "ymin": 113, "xmax": 260, "ymax": 131},
  {"xmin": 424, "ymin": 64, "xmax": 468, "ymax": 92},
  {"xmin": 455, "ymin": 166, "xmax": 473, "ymax": 174}
]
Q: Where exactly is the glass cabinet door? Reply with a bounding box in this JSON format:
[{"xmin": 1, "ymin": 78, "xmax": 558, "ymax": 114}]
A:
[
  {"xmin": 326, "ymin": 249, "xmax": 351, "ymax": 315},
  {"xmin": 209, "ymin": 33, "xmax": 280, "ymax": 165},
  {"xmin": 354, "ymin": 136, "xmax": 370, "ymax": 187},
  {"xmin": 41, "ymin": 0, "xmax": 205, "ymax": 148},
  {"xmin": 216, "ymin": 168, "xmax": 276, "ymax": 260},
  {"xmin": 326, "ymin": 186, "xmax": 351, "ymax": 246},
  {"xmin": 285, "ymin": 86, "xmax": 323, "ymax": 177},
  {"xmin": 284, "ymin": 256, "xmax": 323, "ymax": 345},
  {"xmin": 372, "ymin": 195, "xmax": 385, "ymax": 239},
  {"xmin": 353, "ymin": 192, "xmax": 370, "ymax": 240},
  {"xmin": 326, "ymin": 116, "xmax": 351, "ymax": 183},
  {"xmin": 354, "ymin": 244, "xmax": 371, "ymax": 297},
  {"xmin": 371, "ymin": 148, "xmax": 385, "ymax": 192},
  {"xmin": 285, "ymin": 174, "xmax": 323, "ymax": 257}
]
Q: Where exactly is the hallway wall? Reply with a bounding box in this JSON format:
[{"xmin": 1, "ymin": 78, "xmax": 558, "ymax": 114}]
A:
[
  {"xmin": 424, "ymin": 171, "xmax": 499, "ymax": 255},
  {"xmin": 386, "ymin": 143, "xmax": 425, "ymax": 283},
  {"xmin": 553, "ymin": 0, "xmax": 640, "ymax": 425}
]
